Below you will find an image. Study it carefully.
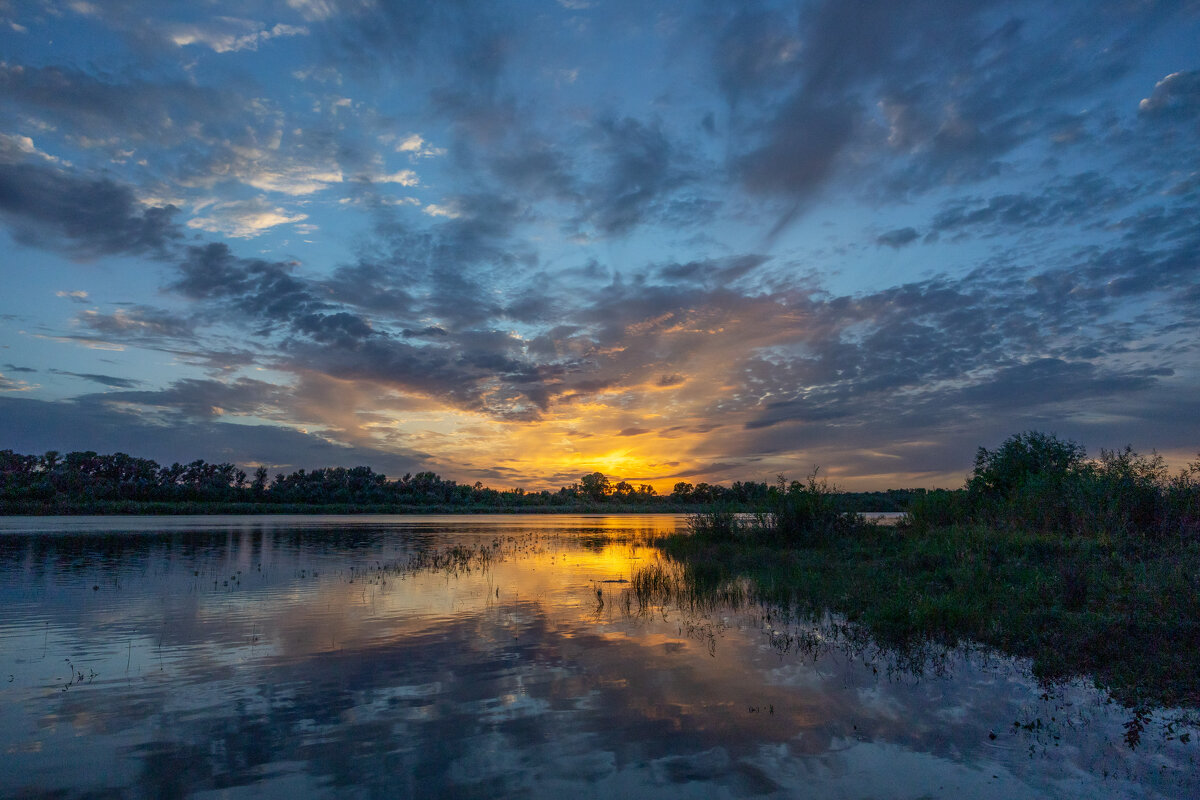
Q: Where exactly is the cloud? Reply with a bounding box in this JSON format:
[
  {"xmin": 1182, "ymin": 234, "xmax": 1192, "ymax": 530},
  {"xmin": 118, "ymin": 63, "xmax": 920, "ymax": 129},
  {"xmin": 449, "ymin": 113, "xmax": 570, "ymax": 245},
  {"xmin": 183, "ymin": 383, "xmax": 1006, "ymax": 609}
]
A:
[
  {"xmin": 0, "ymin": 62, "xmax": 347, "ymax": 198},
  {"xmin": 0, "ymin": 161, "xmax": 181, "ymax": 258},
  {"xmin": 734, "ymin": 94, "xmax": 854, "ymax": 204},
  {"xmin": 172, "ymin": 243, "xmax": 329, "ymax": 322},
  {"xmin": 423, "ymin": 203, "xmax": 461, "ymax": 219},
  {"xmin": 287, "ymin": 0, "xmax": 338, "ymax": 22},
  {"xmin": 97, "ymin": 377, "xmax": 287, "ymax": 419},
  {"xmin": 581, "ymin": 116, "xmax": 693, "ymax": 236},
  {"xmin": 77, "ymin": 306, "xmax": 195, "ymax": 341},
  {"xmin": 953, "ymin": 358, "xmax": 1167, "ymax": 410},
  {"xmin": 0, "ymin": 372, "xmax": 35, "ymax": 392},
  {"xmin": 373, "ymin": 169, "xmax": 419, "ymax": 186},
  {"xmin": 1138, "ymin": 70, "xmax": 1200, "ymax": 119},
  {"xmin": 929, "ymin": 173, "xmax": 1130, "ymax": 236},
  {"xmin": 167, "ymin": 19, "xmax": 308, "ymax": 53},
  {"xmin": 187, "ymin": 198, "xmax": 309, "ymax": 238},
  {"xmin": 876, "ymin": 227, "xmax": 919, "ymax": 248},
  {"xmin": 391, "ymin": 133, "xmax": 446, "ymax": 158},
  {"xmin": 0, "ymin": 132, "xmax": 61, "ymax": 164},
  {"xmin": 657, "ymin": 254, "xmax": 769, "ymax": 285},
  {"xmin": 49, "ymin": 370, "xmax": 143, "ymax": 389},
  {"xmin": 0, "ymin": 394, "xmax": 429, "ymax": 475},
  {"xmin": 710, "ymin": 0, "xmax": 1183, "ymax": 216},
  {"xmin": 0, "ymin": 62, "xmax": 229, "ymax": 150}
]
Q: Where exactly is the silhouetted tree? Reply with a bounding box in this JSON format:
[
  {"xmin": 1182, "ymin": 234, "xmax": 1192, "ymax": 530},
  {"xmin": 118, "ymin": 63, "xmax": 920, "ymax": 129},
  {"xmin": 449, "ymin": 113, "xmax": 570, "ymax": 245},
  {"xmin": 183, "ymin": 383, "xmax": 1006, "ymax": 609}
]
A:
[
  {"xmin": 580, "ymin": 472, "xmax": 611, "ymax": 500},
  {"xmin": 671, "ymin": 481, "xmax": 694, "ymax": 502}
]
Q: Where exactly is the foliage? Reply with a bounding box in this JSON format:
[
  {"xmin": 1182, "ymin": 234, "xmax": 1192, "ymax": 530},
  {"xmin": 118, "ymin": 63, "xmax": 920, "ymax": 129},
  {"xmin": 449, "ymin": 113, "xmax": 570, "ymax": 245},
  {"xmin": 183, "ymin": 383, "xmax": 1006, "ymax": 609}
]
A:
[
  {"xmin": 686, "ymin": 504, "xmax": 741, "ymax": 540},
  {"xmin": 685, "ymin": 468, "xmax": 862, "ymax": 545},
  {"xmin": 901, "ymin": 431, "xmax": 1200, "ymax": 540},
  {"xmin": 761, "ymin": 469, "xmax": 856, "ymax": 544},
  {"xmin": 655, "ymin": 520, "xmax": 1200, "ymax": 710},
  {"xmin": 579, "ymin": 471, "xmax": 611, "ymax": 500},
  {"xmin": 904, "ymin": 488, "xmax": 970, "ymax": 530}
]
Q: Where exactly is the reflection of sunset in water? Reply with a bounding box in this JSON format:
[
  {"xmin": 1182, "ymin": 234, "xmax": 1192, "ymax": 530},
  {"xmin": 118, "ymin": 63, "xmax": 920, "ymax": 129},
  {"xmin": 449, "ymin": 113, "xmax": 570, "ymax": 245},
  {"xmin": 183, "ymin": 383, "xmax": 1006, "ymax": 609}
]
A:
[{"xmin": 1, "ymin": 515, "xmax": 1196, "ymax": 799}]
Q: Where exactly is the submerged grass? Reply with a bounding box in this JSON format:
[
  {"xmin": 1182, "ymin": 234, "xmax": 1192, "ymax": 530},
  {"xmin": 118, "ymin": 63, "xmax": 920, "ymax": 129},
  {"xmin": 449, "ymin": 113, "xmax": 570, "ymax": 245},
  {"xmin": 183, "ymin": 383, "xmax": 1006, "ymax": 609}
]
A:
[{"xmin": 655, "ymin": 520, "xmax": 1200, "ymax": 710}]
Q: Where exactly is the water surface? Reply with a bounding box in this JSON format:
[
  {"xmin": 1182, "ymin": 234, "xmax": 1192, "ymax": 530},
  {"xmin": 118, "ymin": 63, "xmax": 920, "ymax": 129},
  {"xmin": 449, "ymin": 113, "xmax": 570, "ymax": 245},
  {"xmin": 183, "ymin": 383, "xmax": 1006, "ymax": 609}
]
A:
[{"xmin": 0, "ymin": 515, "xmax": 1195, "ymax": 798}]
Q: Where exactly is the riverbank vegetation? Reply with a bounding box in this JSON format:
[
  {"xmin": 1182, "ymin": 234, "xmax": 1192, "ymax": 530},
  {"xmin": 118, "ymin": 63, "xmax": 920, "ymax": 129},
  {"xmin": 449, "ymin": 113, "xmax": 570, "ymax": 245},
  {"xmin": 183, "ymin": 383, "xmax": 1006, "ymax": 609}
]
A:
[
  {"xmin": 664, "ymin": 432, "xmax": 1200, "ymax": 711},
  {"xmin": 0, "ymin": 448, "xmax": 917, "ymax": 515}
]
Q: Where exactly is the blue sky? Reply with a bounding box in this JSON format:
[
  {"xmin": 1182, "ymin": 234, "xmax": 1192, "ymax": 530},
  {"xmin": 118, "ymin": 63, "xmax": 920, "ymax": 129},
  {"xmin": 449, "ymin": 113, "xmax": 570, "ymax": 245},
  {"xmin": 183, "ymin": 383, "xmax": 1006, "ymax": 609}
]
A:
[{"xmin": 1, "ymin": 0, "xmax": 1198, "ymax": 490}]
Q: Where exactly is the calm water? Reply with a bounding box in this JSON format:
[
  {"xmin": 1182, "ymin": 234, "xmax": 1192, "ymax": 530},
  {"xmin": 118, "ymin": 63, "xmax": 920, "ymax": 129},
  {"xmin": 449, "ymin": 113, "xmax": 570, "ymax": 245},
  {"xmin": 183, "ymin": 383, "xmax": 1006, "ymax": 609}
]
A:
[{"xmin": 0, "ymin": 514, "xmax": 1195, "ymax": 799}]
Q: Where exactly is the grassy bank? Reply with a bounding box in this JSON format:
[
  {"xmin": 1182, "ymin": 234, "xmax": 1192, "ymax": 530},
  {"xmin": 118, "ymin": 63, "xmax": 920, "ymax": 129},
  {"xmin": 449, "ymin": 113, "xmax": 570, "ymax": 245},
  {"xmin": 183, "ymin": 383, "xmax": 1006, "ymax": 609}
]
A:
[
  {"xmin": 655, "ymin": 521, "xmax": 1200, "ymax": 710},
  {"xmin": 652, "ymin": 433, "xmax": 1200, "ymax": 711}
]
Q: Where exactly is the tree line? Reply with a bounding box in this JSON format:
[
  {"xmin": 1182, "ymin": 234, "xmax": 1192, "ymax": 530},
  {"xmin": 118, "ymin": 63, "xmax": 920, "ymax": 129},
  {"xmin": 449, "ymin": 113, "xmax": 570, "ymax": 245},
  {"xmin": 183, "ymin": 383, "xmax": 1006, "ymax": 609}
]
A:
[{"xmin": 0, "ymin": 450, "xmax": 920, "ymax": 513}]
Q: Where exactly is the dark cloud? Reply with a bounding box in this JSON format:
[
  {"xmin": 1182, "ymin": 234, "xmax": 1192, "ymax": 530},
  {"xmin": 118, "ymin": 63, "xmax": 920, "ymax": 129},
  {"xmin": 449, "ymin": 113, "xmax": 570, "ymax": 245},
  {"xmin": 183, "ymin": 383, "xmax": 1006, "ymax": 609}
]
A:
[
  {"xmin": 2, "ymin": 364, "xmax": 37, "ymax": 373},
  {"xmin": 488, "ymin": 140, "xmax": 578, "ymax": 203},
  {"xmin": 401, "ymin": 326, "xmax": 449, "ymax": 338},
  {"xmin": 95, "ymin": 377, "xmax": 287, "ymax": 419},
  {"xmin": 876, "ymin": 227, "xmax": 919, "ymax": 249},
  {"xmin": 49, "ymin": 370, "xmax": 143, "ymax": 389},
  {"xmin": 0, "ymin": 395, "xmax": 429, "ymax": 477},
  {"xmin": 734, "ymin": 95, "xmax": 854, "ymax": 207},
  {"xmin": 953, "ymin": 359, "xmax": 1168, "ymax": 410},
  {"xmin": 0, "ymin": 161, "xmax": 181, "ymax": 258},
  {"xmin": 658, "ymin": 254, "xmax": 769, "ymax": 284},
  {"xmin": 318, "ymin": 0, "xmax": 514, "ymax": 116},
  {"xmin": 0, "ymin": 63, "xmax": 229, "ymax": 149},
  {"xmin": 618, "ymin": 427, "xmax": 651, "ymax": 437},
  {"xmin": 709, "ymin": 5, "xmax": 801, "ymax": 106},
  {"xmin": 713, "ymin": 0, "xmax": 1185, "ymax": 214},
  {"xmin": 930, "ymin": 173, "xmax": 1131, "ymax": 236},
  {"xmin": 583, "ymin": 116, "xmax": 692, "ymax": 236}
]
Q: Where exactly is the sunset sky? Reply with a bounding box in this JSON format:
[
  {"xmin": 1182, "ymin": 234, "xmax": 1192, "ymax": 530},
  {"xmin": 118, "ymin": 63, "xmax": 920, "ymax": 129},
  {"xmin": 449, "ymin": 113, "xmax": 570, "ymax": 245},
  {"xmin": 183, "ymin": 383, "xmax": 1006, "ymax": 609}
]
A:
[{"xmin": 1, "ymin": 0, "xmax": 1198, "ymax": 491}]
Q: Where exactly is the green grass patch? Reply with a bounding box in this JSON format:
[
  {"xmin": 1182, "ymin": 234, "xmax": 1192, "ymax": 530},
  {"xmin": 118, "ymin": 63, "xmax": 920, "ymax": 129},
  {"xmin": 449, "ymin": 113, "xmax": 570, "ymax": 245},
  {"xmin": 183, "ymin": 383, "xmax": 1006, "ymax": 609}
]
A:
[{"xmin": 653, "ymin": 521, "xmax": 1200, "ymax": 711}]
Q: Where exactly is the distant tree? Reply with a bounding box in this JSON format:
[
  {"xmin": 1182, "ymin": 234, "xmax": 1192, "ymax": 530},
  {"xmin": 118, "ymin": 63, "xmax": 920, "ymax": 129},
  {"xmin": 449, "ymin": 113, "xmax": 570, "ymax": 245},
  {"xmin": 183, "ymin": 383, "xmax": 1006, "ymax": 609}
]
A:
[
  {"xmin": 251, "ymin": 466, "xmax": 269, "ymax": 493},
  {"xmin": 671, "ymin": 481, "xmax": 694, "ymax": 502},
  {"xmin": 969, "ymin": 431, "xmax": 1087, "ymax": 500},
  {"xmin": 612, "ymin": 480, "xmax": 635, "ymax": 497},
  {"xmin": 580, "ymin": 471, "xmax": 611, "ymax": 500}
]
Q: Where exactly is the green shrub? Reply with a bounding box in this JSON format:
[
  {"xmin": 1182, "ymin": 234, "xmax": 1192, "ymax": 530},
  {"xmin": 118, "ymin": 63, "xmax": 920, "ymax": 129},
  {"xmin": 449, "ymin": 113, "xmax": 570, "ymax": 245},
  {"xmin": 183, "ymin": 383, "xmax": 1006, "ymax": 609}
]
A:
[
  {"xmin": 686, "ymin": 504, "xmax": 741, "ymax": 540},
  {"xmin": 905, "ymin": 488, "xmax": 970, "ymax": 531},
  {"xmin": 760, "ymin": 469, "xmax": 854, "ymax": 545}
]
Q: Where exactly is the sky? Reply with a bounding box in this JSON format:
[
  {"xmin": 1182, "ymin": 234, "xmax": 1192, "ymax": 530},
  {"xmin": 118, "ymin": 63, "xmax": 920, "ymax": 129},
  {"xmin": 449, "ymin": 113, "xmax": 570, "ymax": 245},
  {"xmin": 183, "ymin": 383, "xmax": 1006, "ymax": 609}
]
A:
[{"xmin": 0, "ymin": 0, "xmax": 1198, "ymax": 491}]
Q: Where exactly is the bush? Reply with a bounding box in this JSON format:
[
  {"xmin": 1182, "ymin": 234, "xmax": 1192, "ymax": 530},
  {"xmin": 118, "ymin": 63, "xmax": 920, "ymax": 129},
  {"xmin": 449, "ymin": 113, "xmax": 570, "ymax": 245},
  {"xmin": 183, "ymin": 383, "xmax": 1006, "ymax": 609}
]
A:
[
  {"xmin": 686, "ymin": 505, "xmax": 741, "ymax": 540},
  {"xmin": 905, "ymin": 489, "xmax": 970, "ymax": 531},
  {"xmin": 961, "ymin": 431, "xmax": 1200, "ymax": 539},
  {"xmin": 761, "ymin": 469, "xmax": 854, "ymax": 545}
]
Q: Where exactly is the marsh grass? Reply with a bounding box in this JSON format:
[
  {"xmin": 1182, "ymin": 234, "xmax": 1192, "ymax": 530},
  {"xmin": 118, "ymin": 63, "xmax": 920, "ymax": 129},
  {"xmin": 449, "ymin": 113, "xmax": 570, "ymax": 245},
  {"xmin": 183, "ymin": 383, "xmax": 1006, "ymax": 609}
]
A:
[
  {"xmin": 630, "ymin": 560, "xmax": 747, "ymax": 612},
  {"xmin": 673, "ymin": 433, "xmax": 1200, "ymax": 710},
  {"xmin": 656, "ymin": 519, "xmax": 1200, "ymax": 710},
  {"xmin": 686, "ymin": 469, "xmax": 860, "ymax": 545}
]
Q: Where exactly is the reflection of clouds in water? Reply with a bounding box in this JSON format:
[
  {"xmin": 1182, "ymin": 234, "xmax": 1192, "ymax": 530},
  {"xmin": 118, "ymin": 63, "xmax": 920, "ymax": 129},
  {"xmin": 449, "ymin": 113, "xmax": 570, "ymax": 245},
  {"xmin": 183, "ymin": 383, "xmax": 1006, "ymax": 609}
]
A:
[{"xmin": 0, "ymin": 517, "xmax": 1196, "ymax": 798}]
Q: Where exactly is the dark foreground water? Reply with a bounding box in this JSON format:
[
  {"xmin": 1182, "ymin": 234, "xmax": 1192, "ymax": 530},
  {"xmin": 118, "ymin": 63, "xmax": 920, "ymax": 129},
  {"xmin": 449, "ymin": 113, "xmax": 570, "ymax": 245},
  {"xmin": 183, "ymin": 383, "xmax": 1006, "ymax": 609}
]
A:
[{"xmin": 0, "ymin": 515, "xmax": 1195, "ymax": 799}]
